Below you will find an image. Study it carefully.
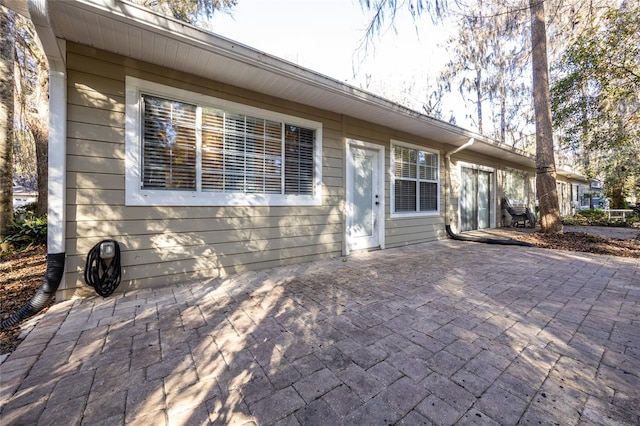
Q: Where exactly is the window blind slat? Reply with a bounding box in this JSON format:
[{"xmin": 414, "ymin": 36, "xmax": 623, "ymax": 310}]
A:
[
  {"xmin": 141, "ymin": 95, "xmax": 315, "ymax": 197},
  {"xmin": 142, "ymin": 95, "xmax": 197, "ymax": 190},
  {"xmin": 393, "ymin": 144, "xmax": 439, "ymax": 213}
]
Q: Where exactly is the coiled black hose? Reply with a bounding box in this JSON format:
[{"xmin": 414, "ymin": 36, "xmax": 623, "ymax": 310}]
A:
[
  {"xmin": 0, "ymin": 252, "xmax": 66, "ymax": 331},
  {"xmin": 84, "ymin": 240, "xmax": 122, "ymax": 297}
]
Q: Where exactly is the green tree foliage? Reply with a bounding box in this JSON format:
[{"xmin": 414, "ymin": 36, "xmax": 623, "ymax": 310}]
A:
[
  {"xmin": 438, "ymin": 2, "xmax": 531, "ymax": 147},
  {"xmin": 551, "ymin": 5, "xmax": 640, "ymax": 208},
  {"xmin": 133, "ymin": 0, "xmax": 237, "ymax": 26},
  {"xmin": 3, "ymin": 211, "xmax": 48, "ymax": 248}
]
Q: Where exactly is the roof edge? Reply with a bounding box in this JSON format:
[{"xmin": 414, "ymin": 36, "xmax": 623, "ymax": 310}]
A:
[{"xmin": 73, "ymin": 0, "xmax": 539, "ymax": 161}]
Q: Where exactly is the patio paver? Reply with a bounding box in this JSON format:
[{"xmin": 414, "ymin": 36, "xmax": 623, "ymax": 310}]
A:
[{"xmin": 1, "ymin": 240, "xmax": 639, "ymax": 425}]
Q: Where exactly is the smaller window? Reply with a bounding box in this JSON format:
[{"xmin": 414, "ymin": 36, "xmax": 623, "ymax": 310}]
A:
[{"xmin": 392, "ymin": 143, "xmax": 439, "ymax": 215}]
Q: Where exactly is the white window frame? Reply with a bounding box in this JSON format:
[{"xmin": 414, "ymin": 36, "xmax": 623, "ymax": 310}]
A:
[
  {"xmin": 390, "ymin": 140, "xmax": 440, "ymax": 218},
  {"xmin": 125, "ymin": 77, "xmax": 323, "ymax": 206}
]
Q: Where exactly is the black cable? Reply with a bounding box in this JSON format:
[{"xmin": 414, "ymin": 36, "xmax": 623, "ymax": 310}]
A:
[{"xmin": 84, "ymin": 240, "xmax": 122, "ymax": 297}]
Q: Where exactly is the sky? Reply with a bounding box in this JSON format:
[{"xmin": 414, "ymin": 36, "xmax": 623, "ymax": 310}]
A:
[{"xmin": 208, "ymin": 0, "xmax": 460, "ymax": 119}]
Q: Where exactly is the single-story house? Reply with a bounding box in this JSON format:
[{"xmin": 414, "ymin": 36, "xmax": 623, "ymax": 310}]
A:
[{"xmin": 8, "ymin": 0, "xmax": 586, "ymax": 300}]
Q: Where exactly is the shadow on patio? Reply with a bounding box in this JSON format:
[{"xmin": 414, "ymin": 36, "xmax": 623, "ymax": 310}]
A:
[{"xmin": 1, "ymin": 240, "xmax": 638, "ymax": 425}]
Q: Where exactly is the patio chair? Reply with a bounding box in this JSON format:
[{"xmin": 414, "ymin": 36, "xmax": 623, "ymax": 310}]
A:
[{"xmin": 502, "ymin": 196, "xmax": 536, "ymax": 229}]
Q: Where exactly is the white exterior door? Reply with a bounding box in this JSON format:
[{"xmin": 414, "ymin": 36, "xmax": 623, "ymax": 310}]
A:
[{"xmin": 347, "ymin": 143, "xmax": 383, "ymax": 252}]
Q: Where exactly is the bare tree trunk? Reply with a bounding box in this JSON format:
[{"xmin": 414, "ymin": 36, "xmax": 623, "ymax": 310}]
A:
[
  {"xmin": 1, "ymin": 6, "xmax": 16, "ymax": 239},
  {"xmin": 29, "ymin": 50, "xmax": 49, "ymax": 218},
  {"xmin": 15, "ymin": 14, "xmax": 49, "ymax": 218},
  {"xmin": 31, "ymin": 120, "xmax": 48, "ymax": 217},
  {"xmin": 475, "ymin": 68, "xmax": 483, "ymax": 133},
  {"xmin": 529, "ymin": 0, "xmax": 562, "ymax": 233},
  {"xmin": 499, "ymin": 75, "xmax": 506, "ymax": 144}
]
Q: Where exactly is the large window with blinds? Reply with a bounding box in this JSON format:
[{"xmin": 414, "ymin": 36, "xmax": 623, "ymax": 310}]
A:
[
  {"xmin": 391, "ymin": 142, "xmax": 439, "ymax": 215},
  {"xmin": 125, "ymin": 77, "xmax": 322, "ymax": 206}
]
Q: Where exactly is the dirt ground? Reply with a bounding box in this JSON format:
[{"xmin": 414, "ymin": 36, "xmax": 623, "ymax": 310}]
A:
[
  {"xmin": 1, "ymin": 226, "xmax": 639, "ymax": 356},
  {"xmin": 1, "ymin": 245, "xmax": 50, "ymax": 355},
  {"xmin": 511, "ymin": 229, "xmax": 640, "ymax": 258}
]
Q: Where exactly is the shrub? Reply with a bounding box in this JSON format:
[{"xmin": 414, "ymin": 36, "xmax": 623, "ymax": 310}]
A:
[
  {"xmin": 577, "ymin": 209, "xmax": 607, "ymax": 220},
  {"xmin": 3, "ymin": 213, "xmax": 48, "ymax": 248},
  {"xmin": 562, "ymin": 208, "xmax": 640, "ymax": 228},
  {"xmin": 562, "ymin": 215, "xmax": 589, "ymax": 226}
]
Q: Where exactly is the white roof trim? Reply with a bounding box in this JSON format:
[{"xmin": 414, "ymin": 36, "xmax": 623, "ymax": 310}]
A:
[{"xmin": 21, "ymin": 0, "xmax": 583, "ymax": 177}]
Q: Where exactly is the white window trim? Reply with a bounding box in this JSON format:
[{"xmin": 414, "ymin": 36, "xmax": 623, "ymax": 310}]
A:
[
  {"xmin": 125, "ymin": 76, "xmax": 323, "ymax": 206},
  {"xmin": 390, "ymin": 140, "xmax": 441, "ymax": 218}
]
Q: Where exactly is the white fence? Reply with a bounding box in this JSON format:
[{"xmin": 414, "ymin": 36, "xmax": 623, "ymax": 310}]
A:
[{"xmin": 605, "ymin": 209, "xmax": 634, "ymax": 221}]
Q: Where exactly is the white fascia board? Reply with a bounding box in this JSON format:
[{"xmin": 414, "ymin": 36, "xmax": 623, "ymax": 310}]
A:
[{"xmin": 62, "ymin": 0, "xmax": 480, "ymax": 143}]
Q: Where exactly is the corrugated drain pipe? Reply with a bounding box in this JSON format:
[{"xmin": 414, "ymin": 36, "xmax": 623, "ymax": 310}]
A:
[
  {"xmin": 445, "ymin": 224, "xmax": 534, "ymax": 247},
  {"xmin": 0, "ymin": 253, "xmax": 65, "ymax": 330}
]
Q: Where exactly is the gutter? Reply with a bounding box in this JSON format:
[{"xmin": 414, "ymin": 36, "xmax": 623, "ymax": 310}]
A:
[
  {"xmin": 0, "ymin": 0, "xmax": 67, "ymax": 329},
  {"xmin": 445, "ymin": 138, "xmax": 475, "ymax": 160}
]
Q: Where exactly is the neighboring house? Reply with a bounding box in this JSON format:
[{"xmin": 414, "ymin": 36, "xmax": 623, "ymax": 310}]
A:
[
  {"xmin": 12, "ymin": 185, "xmax": 37, "ymax": 210},
  {"xmin": 10, "ymin": 0, "xmax": 585, "ymax": 300},
  {"xmin": 556, "ymin": 167, "xmax": 589, "ymax": 216},
  {"xmin": 576, "ymin": 178, "xmax": 606, "ymax": 210}
]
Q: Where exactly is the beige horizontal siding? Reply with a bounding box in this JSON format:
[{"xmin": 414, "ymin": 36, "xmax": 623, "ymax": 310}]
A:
[
  {"xmin": 67, "ymin": 138, "xmax": 124, "ymax": 160},
  {"xmin": 67, "ymin": 221, "xmax": 342, "ymax": 246},
  {"xmin": 67, "ymin": 156, "xmax": 124, "ymax": 175},
  {"xmin": 67, "ymin": 204, "xmax": 342, "ymax": 222},
  {"xmin": 66, "ymin": 172, "xmax": 124, "ymax": 191},
  {"xmin": 385, "ymin": 216, "xmax": 444, "ymax": 247},
  {"xmin": 63, "ymin": 41, "xmax": 522, "ymax": 300},
  {"xmin": 62, "ymin": 43, "xmax": 346, "ymax": 298},
  {"xmin": 112, "ymin": 249, "xmax": 338, "ymax": 293},
  {"xmin": 67, "ymin": 86, "xmax": 125, "ymax": 113},
  {"xmin": 67, "ymin": 232, "xmax": 342, "ymax": 273},
  {"xmin": 67, "ymin": 104, "xmax": 124, "ymax": 127},
  {"xmin": 66, "ymin": 241, "xmax": 341, "ymax": 294},
  {"xmin": 67, "ymin": 121, "xmax": 124, "ymax": 144}
]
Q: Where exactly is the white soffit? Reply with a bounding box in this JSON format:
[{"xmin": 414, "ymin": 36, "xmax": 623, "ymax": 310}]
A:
[{"xmin": 44, "ymin": 0, "xmax": 536, "ymax": 167}]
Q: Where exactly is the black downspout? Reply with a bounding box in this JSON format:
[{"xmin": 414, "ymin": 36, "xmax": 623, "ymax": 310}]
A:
[
  {"xmin": 445, "ymin": 225, "xmax": 534, "ymax": 247},
  {"xmin": 0, "ymin": 252, "xmax": 65, "ymax": 330}
]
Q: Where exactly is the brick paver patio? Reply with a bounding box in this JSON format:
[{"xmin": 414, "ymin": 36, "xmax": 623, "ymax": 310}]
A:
[{"xmin": 1, "ymin": 240, "xmax": 639, "ymax": 425}]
